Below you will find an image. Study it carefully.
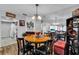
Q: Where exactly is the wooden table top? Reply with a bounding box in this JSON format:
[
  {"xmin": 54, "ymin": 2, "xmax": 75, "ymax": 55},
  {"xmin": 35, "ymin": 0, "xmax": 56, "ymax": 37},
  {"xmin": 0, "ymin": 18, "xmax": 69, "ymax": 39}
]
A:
[{"xmin": 24, "ymin": 35, "xmax": 49, "ymax": 43}]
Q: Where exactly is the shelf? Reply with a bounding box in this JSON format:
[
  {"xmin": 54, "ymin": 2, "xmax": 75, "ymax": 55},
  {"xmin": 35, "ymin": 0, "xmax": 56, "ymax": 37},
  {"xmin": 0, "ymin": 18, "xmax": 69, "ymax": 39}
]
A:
[{"xmin": 0, "ymin": 20, "xmax": 18, "ymax": 23}]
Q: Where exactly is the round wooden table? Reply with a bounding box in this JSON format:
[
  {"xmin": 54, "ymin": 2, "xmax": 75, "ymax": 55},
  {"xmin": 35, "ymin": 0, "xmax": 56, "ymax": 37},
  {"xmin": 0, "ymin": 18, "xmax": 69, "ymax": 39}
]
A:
[
  {"xmin": 24, "ymin": 35, "xmax": 49, "ymax": 43},
  {"xmin": 24, "ymin": 35, "xmax": 49, "ymax": 54}
]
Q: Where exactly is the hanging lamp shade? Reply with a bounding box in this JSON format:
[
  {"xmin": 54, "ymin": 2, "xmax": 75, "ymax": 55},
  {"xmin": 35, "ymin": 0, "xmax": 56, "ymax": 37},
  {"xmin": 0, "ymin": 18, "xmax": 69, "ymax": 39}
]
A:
[
  {"xmin": 32, "ymin": 4, "xmax": 42, "ymax": 20},
  {"xmin": 32, "ymin": 15, "xmax": 42, "ymax": 20}
]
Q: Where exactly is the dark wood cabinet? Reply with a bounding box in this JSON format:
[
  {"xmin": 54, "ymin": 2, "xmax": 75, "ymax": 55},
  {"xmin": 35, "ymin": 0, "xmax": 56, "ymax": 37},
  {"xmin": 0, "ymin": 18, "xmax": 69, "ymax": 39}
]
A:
[{"xmin": 66, "ymin": 16, "xmax": 79, "ymax": 55}]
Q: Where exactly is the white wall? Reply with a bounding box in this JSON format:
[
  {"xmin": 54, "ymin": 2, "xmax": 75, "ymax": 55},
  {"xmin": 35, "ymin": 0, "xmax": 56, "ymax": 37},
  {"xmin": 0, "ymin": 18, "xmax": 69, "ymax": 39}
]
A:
[
  {"xmin": 16, "ymin": 14, "xmax": 27, "ymax": 38},
  {"xmin": 0, "ymin": 10, "xmax": 4, "ymax": 47},
  {"xmin": 41, "ymin": 15, "xmax": 68, "ymax": 32},
  {"xmin": 17, "ymin": 14, "xmax": 42, "ymax": 37},
  {"xmin": 0, "ymin": 12, "xmax": 1, "ymax": 47}
]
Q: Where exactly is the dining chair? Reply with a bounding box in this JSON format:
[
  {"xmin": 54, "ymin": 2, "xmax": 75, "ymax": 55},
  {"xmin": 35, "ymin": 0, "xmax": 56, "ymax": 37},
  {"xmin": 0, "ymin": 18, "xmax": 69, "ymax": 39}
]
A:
[
  {"xmin": 47, "ymin": 40, "xmax": 53, "ymax": 54},
  {"xmin": 16, "ymin": 38, "xmax": 34, "ymax": 55},
  {"xmin": 33, "ymin": 41, "xmax": 50, "ymax": 55},
  {"xmin": 53, "ymin": 40, "xmax": 66, "ymax": 55},
  {"xmin": 26, "ymin": 32, "xmax": 35, "ymax": 35},
  {"xmin": 36, "ymin": 46, "xmax": 49, "ymax": 55}
]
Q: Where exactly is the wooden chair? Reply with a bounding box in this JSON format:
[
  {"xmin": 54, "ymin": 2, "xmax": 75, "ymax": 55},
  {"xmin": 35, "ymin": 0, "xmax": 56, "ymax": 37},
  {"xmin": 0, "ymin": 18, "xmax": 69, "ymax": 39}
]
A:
[
  {"xmin": 17, "ymin": 38, "xmax": 34, "ymax": 55},
  {"xmin": 26, "ymin": 32, "xmax": 35, "ymax": 35},
  {"xmin": 33, "ymin": 42, "xmax": 49, "ymax": 55}
]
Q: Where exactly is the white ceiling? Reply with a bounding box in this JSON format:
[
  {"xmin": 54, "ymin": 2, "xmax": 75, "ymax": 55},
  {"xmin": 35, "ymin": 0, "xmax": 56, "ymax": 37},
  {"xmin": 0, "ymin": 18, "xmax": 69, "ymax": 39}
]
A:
[{"xmin": 0, "ymin": 4, "xmax": 79, "ymax": 17}]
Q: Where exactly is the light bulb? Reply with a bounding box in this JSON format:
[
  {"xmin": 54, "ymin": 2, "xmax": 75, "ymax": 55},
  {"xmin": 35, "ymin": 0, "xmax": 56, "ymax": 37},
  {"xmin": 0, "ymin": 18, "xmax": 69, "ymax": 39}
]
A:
[
  {"xmin": 38, "ymin": 16, "xmax": 42, "ymax": 20},
  {"xmin": 32, "ymin": 15, "xmax": 42, "ymax": 20},
  {"xmin": 32, "ymin": 16, "xmax": 35, "ymax": 20}
]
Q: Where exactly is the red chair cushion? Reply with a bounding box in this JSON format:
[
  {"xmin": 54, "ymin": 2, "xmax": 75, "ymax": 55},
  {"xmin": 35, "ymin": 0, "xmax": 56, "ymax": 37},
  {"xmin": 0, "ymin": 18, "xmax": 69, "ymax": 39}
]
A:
[{"xmin": 53, "ymin": 40, "xmax": 66, "ymax": 55}]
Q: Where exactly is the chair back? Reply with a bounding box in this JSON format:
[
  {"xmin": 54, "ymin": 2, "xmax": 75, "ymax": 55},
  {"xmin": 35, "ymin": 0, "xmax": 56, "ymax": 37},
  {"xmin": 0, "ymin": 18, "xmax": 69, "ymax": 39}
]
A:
[
  {"xmin": 17, "ymin": 38, "xmax": 25, "ymax": 51},
  {"xmin": 26, "ymin": 32, "xmax": 35, "ymax": 35}
]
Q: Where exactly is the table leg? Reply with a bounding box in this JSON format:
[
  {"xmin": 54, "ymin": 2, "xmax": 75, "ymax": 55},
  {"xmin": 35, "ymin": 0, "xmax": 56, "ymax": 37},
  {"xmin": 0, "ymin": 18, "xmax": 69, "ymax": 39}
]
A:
[
  {"xmin": 35, "ymin": 43, "xmax": 38, "ymax": 55},
  {"xmin": 33, "ymin": 43, "xmax": 37, "ymax": 55}
]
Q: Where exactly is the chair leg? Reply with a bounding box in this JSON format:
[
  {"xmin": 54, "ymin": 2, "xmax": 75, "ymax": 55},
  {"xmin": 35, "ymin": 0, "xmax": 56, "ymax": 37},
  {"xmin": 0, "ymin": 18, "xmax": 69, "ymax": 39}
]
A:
[
  {"xmin": 18, "ymin": 48, "xmax": 19, "ymax": 55},
  {"xmin": 27, "ymin": 51, "xmax": 28, "ymax": 55},
  {"xmin": 50, "ymin": 42, "xmax": 53, "ymax": 54},
  {"xmin": 22, "ymin": 52, "xmax": 25, "ymax": 55},
  {"xmin": 29, "ymin": 50, "xmax": 31, "ymax": 55},
  {"xmin": 22, "ymin": 49, "xmax": 25, "ymax": 55},
  {"xmin": 39, "ymin": 44, "xmax": 40, "ymax": 47}
]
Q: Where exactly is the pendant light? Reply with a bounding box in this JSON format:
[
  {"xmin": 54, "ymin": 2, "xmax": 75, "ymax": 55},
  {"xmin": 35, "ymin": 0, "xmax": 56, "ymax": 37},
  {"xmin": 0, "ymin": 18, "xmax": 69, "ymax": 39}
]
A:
[{"xmin": 32, "ymin": 4, "xmax": 42, "ymax": 20}]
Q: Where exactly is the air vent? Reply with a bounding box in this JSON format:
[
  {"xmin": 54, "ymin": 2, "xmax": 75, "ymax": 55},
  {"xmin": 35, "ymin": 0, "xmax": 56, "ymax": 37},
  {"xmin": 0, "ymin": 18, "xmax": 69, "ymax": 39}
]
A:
[{"xmin": 22, "ymin": 13, "xmax": 27, "ymax": 16}]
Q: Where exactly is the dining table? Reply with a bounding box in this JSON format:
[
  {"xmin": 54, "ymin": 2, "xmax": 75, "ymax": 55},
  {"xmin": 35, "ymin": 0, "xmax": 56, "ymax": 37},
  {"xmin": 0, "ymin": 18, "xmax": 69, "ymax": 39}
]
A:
[{"xmin": 24, "ymin": 34, "xmax": 50, "ymax": 54}]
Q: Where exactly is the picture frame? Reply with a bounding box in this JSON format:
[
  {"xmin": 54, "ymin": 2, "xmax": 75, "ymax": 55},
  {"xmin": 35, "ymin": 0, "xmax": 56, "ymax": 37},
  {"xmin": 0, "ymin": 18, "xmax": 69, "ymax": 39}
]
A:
[
  {"xmin": 19, "ymin": 20, "xmax": 25, "ymax": 26},
  {"xmin": 6, "ymin": 12, "xmax": 16, "ymax": 18},
  {"xmin": 27, "ymin": 21, "xmax": 34, "ymax": 29}
]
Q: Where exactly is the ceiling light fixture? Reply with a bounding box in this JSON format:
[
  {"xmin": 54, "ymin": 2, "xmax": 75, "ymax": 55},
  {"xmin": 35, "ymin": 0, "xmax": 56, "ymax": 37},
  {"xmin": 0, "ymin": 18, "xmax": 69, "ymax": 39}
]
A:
[{"xmin": 32, "ymin": 4, "xmax": 42, "ymax": 20}]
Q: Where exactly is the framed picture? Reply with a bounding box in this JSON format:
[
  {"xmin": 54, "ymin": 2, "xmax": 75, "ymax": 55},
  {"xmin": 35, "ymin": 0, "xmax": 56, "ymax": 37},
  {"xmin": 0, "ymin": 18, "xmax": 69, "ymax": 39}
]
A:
[
  {"xmin": 19, "ymin": 20, "xmax": 25, "ymax": 26},
  {"xmin": 27, "ymin": 21, "xmax": 34, "ymax": 29},
  {"xmin": 6, "ymin": 12, "xmax": 16, "ymax": 18}
]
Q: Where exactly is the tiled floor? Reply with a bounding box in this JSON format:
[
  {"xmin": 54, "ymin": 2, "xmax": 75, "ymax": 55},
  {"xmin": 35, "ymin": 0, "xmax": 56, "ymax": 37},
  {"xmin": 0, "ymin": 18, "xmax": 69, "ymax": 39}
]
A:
[{"xmin": 0, "ymin": 43, "xmax": 18, "ymax": 55}]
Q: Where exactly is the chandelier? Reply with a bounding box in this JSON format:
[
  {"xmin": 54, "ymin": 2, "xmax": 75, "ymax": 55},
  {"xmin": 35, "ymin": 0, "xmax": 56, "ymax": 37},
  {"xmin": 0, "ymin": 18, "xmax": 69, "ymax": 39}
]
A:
[{"xmin": 32, "ymin": 4, "xmax": 42, "ymax": 20}]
